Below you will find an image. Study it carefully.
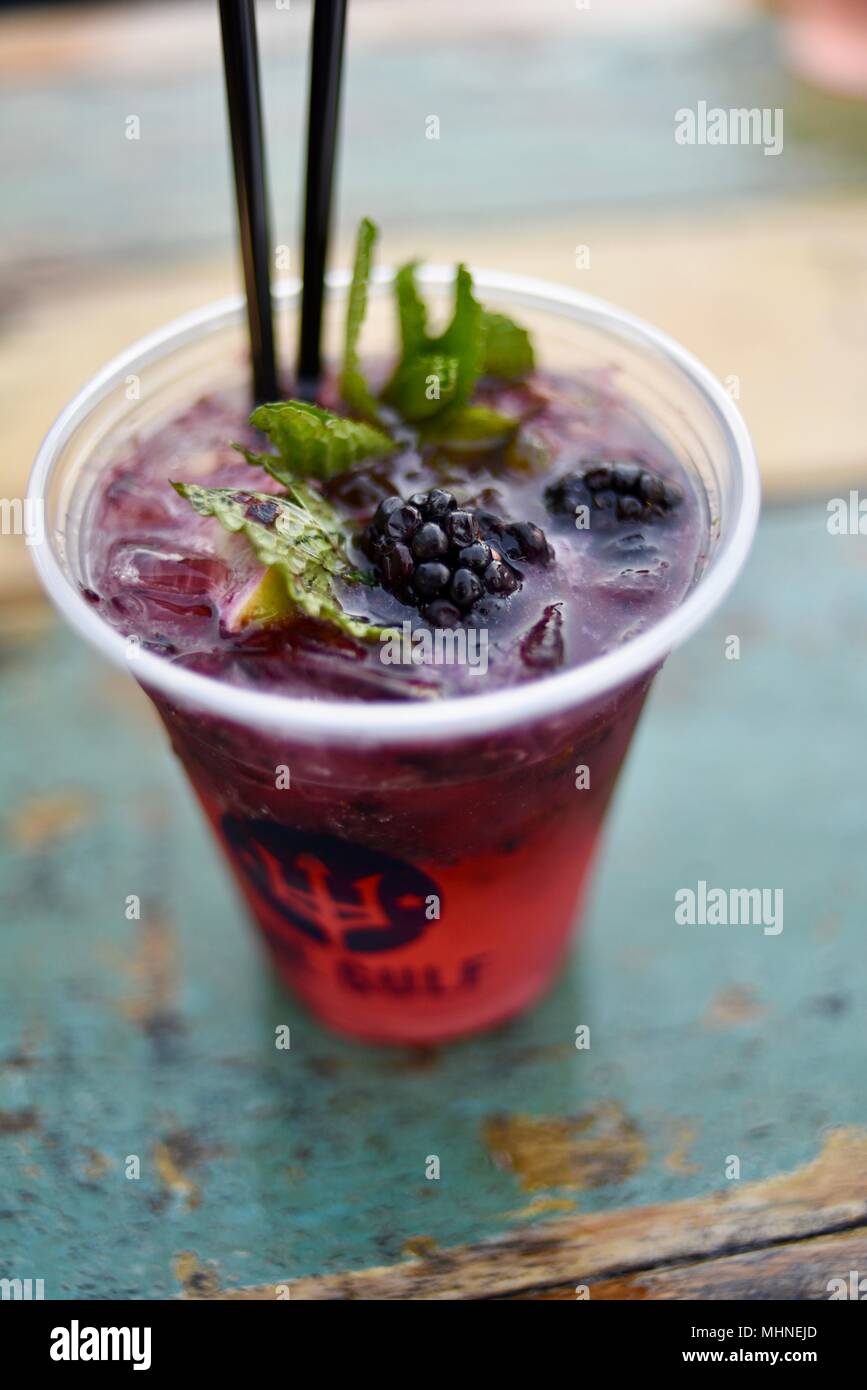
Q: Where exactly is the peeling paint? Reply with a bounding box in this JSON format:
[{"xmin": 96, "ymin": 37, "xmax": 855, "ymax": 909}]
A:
[
  {"xmin": 175, "ymin": 1251, "xmax": 221, "ymax": 1298},
  {"xmin": 751, "ymin": 1127, "xmax": 867, "ymax": 1207},
  {"xmin": 6, "ymin": 790, "xmax": 94, "ymax": 848},
  {"xmin": 506, "ymin": 1196, "xmax": 578, "ymax": 1221},
  {"xmin": 154, "ymin": 1132, "xmax": 205, "ymax": 1210},
  {"xmin": 704, "ymin": 984, "xmax": 766, "ymax": 1028},
  {"xmin": 664, "ymin": 1123, "xmax": 701, "ymax": 1175},
  {"xmin": 401, "ymin": 1235, "xmax": 439, "ymax": 1259},
  {"xmin": 0, "ymin": 1107, "xmax": 39, "ymax": 1135},
  {"xmin": 82, "ymin": 1149, "xmax": 112, "ymax": 1180},
  {"xmin": 484, "ymin": 1103, "xmax": 647, "ymax": 1192},
  {"xmin": 121, "ymin": 910, "xmax": 181, "ymax": 1040}
]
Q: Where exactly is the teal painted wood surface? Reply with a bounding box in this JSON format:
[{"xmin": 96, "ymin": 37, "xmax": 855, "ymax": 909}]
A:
[{"xmin": 0, "ymin": 504, "xmax": 864, "ymax": 1297}]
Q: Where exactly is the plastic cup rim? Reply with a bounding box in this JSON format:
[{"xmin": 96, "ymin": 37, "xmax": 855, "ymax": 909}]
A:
[{"xmin": 27, "ymin": 267, "xmax": 761, "ymax": 745}]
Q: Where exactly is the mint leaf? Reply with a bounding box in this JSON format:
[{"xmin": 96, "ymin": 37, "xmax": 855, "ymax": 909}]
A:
[
  {"xmin": 383, "ymin": 262, "xmax": 486, "ymax": 436},
  {"xmin": 425, "ymin": 405, "xmax": 519, "ymax": 451},
  {"xmin": 481, "ymin": 309, "xmax": 535, "ymax": 380},
  {"xmin": 236, "ymin": 400, "xmax": 394, "ymax": 484},
  {"xmin": 383, "ymin": 352, "xmax": 459, "ymax": 422},
  {"xmin": 171, "ymin": 479, "xmax": 391, "ymax": 641},
  {"xmin": 422, "ymin": 264, "xmax": 485, "ymax": 421},
  {"xmin": 339, "ymin": 217, "xmax": 381, "ymax": 422},
  {"xmin": 393, "ymin": 261, "xmax": 428, "ymax": 360},
  {"xmin": 339, "ymin": 225, "xmax": 535, "ymax": 435}
]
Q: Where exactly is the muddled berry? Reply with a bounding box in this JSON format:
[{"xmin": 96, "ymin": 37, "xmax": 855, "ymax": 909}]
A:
[
  {"xmin": 606, "ymin": 531, "xmax": 658, "ymax": 560},
  {"xmin": 584, "ymin": 465, "xmax": 613, "ymax": 491},
  {"xmin": 543, "ymin": 474, "xmax": 583, "ymax": 516},
  {"xmin": 612, "ymin": 462, "xmax": 641, "ymax": 493},
  {"xmin": 362, "ymin": 490, "xmax": 550, "ymax": 623},
  {"xmin": 505, "ymin": 520, "xmax": 551, "ymax": 562},
  {"xmin": 479, "ymin": 513, "xmax": 553, "ymax": 569},
  {"xmin": 592, "ymin": 489, "xmax": 617, "ymax": 512},
  {"xmin": 412, "ymin": 522, "xmax": 449, "ymax": 561},
  {"xmin": 495, "ymin": 529, "xmax": 522, "ymax": 562},
  {"xmin": 450, "ymin": 568, "xmax": 483, "ymax": 610},
  {"xmin": 520, "ymin": 604, "xmax": 564, "ymax": 672},
  {"xmin": 413, "ymin": 561, "xmax": 451, "ymax": 600},
  {"xmin": 638, "ymin": 471, "xmax": 664, "ymax": 506},
  {"xmin": 616, "ymin": 495, "xmax": 644, "ymax": 521},
  {"xmin": 545, "ymin": 460, "xmax": 683, "ymax": 530}
]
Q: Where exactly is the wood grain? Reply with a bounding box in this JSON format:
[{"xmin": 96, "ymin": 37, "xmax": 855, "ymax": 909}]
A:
[
  {"xmin": 516, "ymin": 1228, "xmax": 867, "ymax": 1300},
  {"xmin": 195, "ymin": 1128, "xmax": 867, "ymax": 1300}
]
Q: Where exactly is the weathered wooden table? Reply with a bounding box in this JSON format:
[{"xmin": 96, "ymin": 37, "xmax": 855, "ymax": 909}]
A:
[{"xmin": 2, "ymin": 507, "xmax": 865, "ymax": 1299}]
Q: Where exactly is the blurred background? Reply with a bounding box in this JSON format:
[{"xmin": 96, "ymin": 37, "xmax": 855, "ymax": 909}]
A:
[{"xmin": 2, "ymin": 0, "xmax": 867, "ymax": 625}]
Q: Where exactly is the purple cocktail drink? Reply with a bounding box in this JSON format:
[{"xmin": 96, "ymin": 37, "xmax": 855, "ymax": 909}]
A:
[{"xmin": 30, "ymin": 229, "xmax": 758, "ymax": 1043}]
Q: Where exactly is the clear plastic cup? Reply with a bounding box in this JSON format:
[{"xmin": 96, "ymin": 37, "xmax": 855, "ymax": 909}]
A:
[{"xmin": 28, "ymin": 270, "xmax": 760, "ymax": 1043}]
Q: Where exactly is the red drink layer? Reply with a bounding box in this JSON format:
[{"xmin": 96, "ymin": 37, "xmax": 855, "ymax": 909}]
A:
[{"xmin": 83, "ymin": 369, "xmax": 707, "ymax": 1042}]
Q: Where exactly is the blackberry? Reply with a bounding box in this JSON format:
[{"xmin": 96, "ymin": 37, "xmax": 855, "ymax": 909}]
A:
[
  {"xmin": 545, "ymin": 460, "xmax": 682, "ymax": 530},
  {"xmin": 478, "ymin": 514, "xmax": 554, "ymax": 565},
  {"xmin": 445, "ymin": 510, "xmax": 480, "ymax": 549},
  {"xmin": 374, "ymin": 496, "xmax": 403, "ymax": 526},
  {"xmin": 413, "ymin": 561, "xmax": 451, "ymax": 601},
  {"xmin": 380, "ymin": 542, "xmax": 414, "ymax": 588},
  {"xmin": 450, "ymin": 568, "xmax": 483, "ymax": 610},
  {"xmin": 617, "ymin": 495, "xmax": 644, "ymax": 521},
  {"xmin": 503, "ymin": 521, "xmax": 550, "ymax": 562},
  {"xmin": 426, "ymin": 489, "xmax": 458, "ymax": 519},
  {"xmin": 361, "ymin": 489, "xmax": 551, "ymax": 624},
  {"xmin": 458, "ymin": 541, "xmax": 493, "ymax": 573},
  {"xmin": 381, "ymin": 503, "xmax": 422, "ymax": 542},
  {"xmin": 484, "ymin": 559, "xmax": 520, "ymax": 596},
  {"xmin": 611, "ymin": 462, "xmax": 641, "ymax": 493},
  {"xmin": 412, "ymin": 522, "xmax": 449, "ymax": 561}
]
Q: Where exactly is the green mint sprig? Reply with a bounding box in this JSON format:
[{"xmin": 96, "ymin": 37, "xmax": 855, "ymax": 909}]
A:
[
  {"xmin": 339, "ymin": 216, "xmax": 383, "ymax": 423},
  {"xmin": 234, "ymin": 400, "xmax": 395, "ymax": 484},
  {"xmin": 381, "ymin": 260, "xmax": 495, "ymax": 435},
  {"xmin": 343, "ymin": 220, "xmax": 533, "ymax": 441},
  {"xmin": 171, "ymin": 479, "xmax": 392, "ymax": 641},
  {"xmin": 382, "ymin": 352, "xmax": 459, "ymax": 422},
  {"xmin": 480, "ymin": 309, "xmax": 535, "ymax": 380},
  {"xmin": 423, "ymin": 404, "xmax": 520, "ymax": 451}
]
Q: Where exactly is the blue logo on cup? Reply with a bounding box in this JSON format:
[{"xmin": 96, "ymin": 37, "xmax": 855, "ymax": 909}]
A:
[{"xmin": 222, "ymin": 817, "xmax": 440, "ymax": 954}]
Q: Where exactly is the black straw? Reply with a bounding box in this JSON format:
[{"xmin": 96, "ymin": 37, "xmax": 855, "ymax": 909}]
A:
[
  {"xmin": 219, "ymin": 0, "xmax": 278, "ymax": 403},
  {"xmin": 298, "ymin": 0, "xmax": 349, "ymax": 391}
]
